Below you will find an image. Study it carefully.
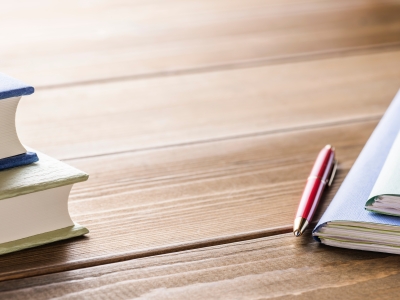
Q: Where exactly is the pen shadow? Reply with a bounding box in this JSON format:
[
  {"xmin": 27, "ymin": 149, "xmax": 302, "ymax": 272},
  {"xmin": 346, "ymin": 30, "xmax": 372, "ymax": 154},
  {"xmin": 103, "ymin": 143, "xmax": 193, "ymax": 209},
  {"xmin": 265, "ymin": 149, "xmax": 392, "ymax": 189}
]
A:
[{"xmin": 312, "ymin": 166, "xmax": 348, "ymax": 223}]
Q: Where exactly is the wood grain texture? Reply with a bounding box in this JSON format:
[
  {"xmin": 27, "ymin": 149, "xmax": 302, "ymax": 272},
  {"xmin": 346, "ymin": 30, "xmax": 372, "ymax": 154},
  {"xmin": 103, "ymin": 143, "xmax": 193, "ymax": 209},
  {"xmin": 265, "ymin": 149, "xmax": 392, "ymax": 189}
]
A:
[
  {"xmin": 16, "ymin": 50, "xmax": 400, "ymax": 160},
  {"xmin": 3, "ymin": 0, "xmax": 400, "ymax": 296},
  {"xmin": 0, "ymin": 120, "xmax": 377, "ymax": 281},
  {"xmin": 0, "ymin": 231, "xmax": 398, "ymax": 299},
  {"xmin": 1, "ymin": 0, "xmax": 400, "ymax": 86}
]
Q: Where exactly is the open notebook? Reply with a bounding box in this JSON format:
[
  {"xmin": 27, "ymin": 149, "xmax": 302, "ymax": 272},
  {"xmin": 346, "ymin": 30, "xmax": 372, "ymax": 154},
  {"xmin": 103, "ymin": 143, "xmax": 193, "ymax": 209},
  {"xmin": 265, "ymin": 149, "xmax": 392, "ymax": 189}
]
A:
[
  {"xmin": 365, "ymin": 129, "xmax": 400, "ymax": 215},
  {"xmin": 313, "ymin": 90, "xmax": 400, "ymax": 254}
]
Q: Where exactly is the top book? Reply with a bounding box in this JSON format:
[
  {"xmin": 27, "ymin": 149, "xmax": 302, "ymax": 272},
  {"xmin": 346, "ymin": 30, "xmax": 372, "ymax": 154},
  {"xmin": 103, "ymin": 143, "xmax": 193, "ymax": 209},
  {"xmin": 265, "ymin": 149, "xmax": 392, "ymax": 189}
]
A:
[
  {"xmin": 0, "ymin": 72, "xmax": 34, "ymax": 100},
  {"xmin": 0, "ymin": 73, "xmax": 38, "ymax": 170}
]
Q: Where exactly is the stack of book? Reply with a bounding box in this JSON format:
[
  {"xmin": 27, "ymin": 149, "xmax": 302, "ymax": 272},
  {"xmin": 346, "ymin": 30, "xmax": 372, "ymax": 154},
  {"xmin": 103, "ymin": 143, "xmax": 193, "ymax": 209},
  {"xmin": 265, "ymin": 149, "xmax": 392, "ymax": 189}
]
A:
[{"xmin": 0, "ymin": 73, "xmax": 89, "ymax": 255}]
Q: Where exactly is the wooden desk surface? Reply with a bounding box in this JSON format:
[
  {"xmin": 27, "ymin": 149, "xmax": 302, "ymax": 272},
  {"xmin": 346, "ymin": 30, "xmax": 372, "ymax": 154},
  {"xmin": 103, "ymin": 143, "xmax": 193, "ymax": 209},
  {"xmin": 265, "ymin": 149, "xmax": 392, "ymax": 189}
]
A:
[{"xmin": 1, "ymin": 0, "xmax": 400, "ymax": 298}]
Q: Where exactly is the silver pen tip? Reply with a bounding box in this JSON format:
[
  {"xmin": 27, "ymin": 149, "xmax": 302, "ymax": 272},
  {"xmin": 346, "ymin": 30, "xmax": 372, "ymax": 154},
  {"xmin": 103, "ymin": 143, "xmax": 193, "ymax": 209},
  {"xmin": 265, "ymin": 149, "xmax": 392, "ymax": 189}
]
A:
[{"xmin": 293, "ymin": 217, "xmax": 308, "ymax": 237}]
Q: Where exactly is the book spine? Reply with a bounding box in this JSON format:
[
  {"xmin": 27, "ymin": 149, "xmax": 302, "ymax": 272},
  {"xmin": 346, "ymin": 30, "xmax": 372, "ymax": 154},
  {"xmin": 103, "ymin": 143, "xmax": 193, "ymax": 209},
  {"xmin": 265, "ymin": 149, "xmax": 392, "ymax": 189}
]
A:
[{"xmin": 0, "ymin": 152, "xmax": 39, "ymax": 171}]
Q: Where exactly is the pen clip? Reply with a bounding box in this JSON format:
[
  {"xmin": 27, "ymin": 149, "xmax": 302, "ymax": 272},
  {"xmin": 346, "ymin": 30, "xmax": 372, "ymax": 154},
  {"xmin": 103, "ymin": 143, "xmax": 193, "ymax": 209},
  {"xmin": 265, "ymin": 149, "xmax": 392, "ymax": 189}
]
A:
[{"xmin": 328, "ymin": 160, "xmax": 338, "ymax": 187}]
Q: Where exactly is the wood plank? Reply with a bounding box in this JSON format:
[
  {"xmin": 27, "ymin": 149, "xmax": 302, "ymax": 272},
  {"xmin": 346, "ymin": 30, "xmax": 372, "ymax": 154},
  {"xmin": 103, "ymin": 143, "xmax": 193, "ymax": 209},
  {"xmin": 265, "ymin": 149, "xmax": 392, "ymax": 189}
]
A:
[
  {"xmin": 17, "ymin": 50, "xmax": 400, "ymax": 160},
  {"xmin": 2, "ymin": 0, "xmax": 400, "ymax": 86},
  {"xmin": 0, "ymin": 120, "xmax": 378, "ymax": 281},
  {"xmin": 0, "ymin": 231, "xmax": 398, "ymax": 299}
]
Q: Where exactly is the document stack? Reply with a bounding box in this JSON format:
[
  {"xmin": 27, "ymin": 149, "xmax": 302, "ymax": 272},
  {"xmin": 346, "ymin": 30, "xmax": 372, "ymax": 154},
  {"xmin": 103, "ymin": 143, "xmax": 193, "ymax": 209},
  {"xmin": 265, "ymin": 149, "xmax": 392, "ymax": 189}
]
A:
[
  {"xmin": 0, "ymin": 73, "xmax": 89, "ymax": 255},
  {"xmin": 313, "ymin": 90, "xmax": 400, "ymax": 254}
]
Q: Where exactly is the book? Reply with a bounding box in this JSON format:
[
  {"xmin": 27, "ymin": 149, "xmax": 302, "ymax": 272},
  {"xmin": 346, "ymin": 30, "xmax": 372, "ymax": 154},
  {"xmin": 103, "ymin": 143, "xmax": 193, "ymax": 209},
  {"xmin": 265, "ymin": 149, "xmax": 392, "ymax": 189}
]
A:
[
  {"xmin": 313, "ymin": 89, "xmax": 400, "ymax": 254},
  {"xmin": 0, "ymin": 72, "xmax": 38, "ymax": 170},
  {"xmin": 0, "ymin": 149, "xmax": 89, "ymax": 255},
  {"xmin": 365, "ymin": 130, "xmax": 400, "ymax": 215}
]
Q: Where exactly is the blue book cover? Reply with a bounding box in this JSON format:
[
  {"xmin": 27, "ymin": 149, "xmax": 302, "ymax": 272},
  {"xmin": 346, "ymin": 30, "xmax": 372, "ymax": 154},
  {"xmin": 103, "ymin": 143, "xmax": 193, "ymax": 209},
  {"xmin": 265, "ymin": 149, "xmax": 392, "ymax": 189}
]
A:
[
  {"xmin": 313, "ymin": 90, "xmax": 400, "ymax": 254},
  {"xmin": 0, "ymin": 72, "xmax": 34, "ymax": 100},
  {"xmin": 0, "ymin": 152, "xmax": 39, "ymax": 172}
]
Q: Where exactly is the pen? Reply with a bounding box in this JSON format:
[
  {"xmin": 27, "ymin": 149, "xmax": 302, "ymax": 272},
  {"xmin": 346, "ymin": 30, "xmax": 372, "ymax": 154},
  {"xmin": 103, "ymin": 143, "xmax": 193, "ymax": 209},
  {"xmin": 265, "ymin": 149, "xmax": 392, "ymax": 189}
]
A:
[{"xmin": 293, "ymin": 145, "xmax": 338, "ymax": 237}]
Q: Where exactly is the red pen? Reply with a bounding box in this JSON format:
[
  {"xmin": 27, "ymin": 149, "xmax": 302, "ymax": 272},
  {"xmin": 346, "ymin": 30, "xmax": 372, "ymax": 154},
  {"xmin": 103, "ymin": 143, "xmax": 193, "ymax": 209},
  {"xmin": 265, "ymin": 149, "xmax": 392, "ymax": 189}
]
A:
[{"xmin": 293, "ymin": 145, "xmax": 338, "ymax": 237}]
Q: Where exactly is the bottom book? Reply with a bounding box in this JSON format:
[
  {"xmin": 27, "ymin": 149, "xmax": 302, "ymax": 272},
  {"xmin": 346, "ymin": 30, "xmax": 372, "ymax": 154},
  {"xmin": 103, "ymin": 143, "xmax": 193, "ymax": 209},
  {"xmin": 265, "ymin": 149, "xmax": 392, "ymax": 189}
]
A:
[
  {"xmin": 0, "ymin": 148, "xmax": 89, "ymax": 255},
  {"xmin": 0, "ymin": 224, "xmax": 88, "ymax": 256}
]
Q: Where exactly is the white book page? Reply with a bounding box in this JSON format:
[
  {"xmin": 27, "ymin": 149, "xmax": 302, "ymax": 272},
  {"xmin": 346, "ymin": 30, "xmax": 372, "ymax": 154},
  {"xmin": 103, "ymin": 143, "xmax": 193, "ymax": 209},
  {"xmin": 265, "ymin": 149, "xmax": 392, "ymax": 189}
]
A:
[
  {"xmin": 0, "ymin": 185, "xmax": 74, "ymax": 244},
  {"xmin": 0, "ymin": 96, "xmax": 26, "ymax": 159}
]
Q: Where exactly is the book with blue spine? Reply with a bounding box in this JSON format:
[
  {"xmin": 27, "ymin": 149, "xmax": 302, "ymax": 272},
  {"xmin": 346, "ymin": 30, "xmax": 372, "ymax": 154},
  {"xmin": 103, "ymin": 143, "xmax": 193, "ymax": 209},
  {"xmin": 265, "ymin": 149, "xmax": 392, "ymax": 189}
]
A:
[
  {"xmin": 313, "ymin": 90, "xmax": 400, "ymax": 254},
  {"xmin": 0, "ymin": 72, "xmax": 38, "ymax": 170}
]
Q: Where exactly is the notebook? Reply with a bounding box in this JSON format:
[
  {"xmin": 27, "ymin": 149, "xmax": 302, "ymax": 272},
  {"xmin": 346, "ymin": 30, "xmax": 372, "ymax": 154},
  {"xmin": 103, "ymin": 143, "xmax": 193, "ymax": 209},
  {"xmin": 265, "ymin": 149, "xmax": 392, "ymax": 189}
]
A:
[
  {"xmin": 365, "ymin": 130, "xmax": 400, "ymax": 215},
  {"xmin": 313, "ymin": 89, "xmax": 400, "ymax": 254}
]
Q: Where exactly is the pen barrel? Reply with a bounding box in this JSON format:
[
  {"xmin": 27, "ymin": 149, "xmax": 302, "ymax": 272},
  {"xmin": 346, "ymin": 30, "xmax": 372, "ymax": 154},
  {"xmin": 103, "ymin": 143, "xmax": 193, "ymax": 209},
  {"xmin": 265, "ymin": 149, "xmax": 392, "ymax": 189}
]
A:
[
  {"xmin": 310, "ymin": 146, "xmax": 334, "ymax": 178},
  {"xmin": 296, "ymin": 177, "xmax": 326, "ymax": 221},
  {"xmin": 295, "ymin": 146, "xmax": 335, "ymax": 222}
]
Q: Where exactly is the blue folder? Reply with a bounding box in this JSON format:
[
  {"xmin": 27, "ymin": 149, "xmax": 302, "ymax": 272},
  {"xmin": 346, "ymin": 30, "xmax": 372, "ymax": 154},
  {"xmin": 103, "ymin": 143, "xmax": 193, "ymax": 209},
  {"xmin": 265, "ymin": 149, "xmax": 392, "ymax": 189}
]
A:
[
  {"xmin": 0, "ymin": 73, "xmax": 38, "ymax": 171},
  {"xmin": 313, "ymin": 90, "xmax": 400, "ymax": 239}
]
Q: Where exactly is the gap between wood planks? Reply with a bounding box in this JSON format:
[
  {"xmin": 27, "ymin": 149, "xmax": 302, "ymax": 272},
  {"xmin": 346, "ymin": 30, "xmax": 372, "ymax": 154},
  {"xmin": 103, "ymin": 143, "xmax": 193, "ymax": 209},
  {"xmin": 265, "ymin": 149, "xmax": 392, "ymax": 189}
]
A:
[
  {"xmin": 35, "ymin": 41, "xmax": 400, "ymax": 91},
  {"xmin": 1, "ymin": 230, "xmax": 395, "ymax": 298},
  {"xmin": 63, "ymin": 114, "xmax": 382, "ymax": 162},
  {"xmin": 0, "ymin": 226, "xmax": 292, "ymax": 282}
]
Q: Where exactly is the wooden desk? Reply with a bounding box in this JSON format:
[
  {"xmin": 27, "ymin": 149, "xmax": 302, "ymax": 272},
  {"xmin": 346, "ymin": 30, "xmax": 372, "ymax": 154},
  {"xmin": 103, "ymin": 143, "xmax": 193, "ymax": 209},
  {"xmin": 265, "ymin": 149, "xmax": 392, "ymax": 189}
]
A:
[{"xmin": 1, "ymin": 0, "xmax": 400, "ymax": 298}]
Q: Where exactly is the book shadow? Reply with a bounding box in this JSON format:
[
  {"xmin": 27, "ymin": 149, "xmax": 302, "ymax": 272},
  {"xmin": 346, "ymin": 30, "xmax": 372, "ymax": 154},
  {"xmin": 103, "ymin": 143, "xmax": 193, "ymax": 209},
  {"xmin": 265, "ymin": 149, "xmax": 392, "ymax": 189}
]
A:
[{"xmin": 0, "ymin": 234, "xmax": 90, "ymax": 286}]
